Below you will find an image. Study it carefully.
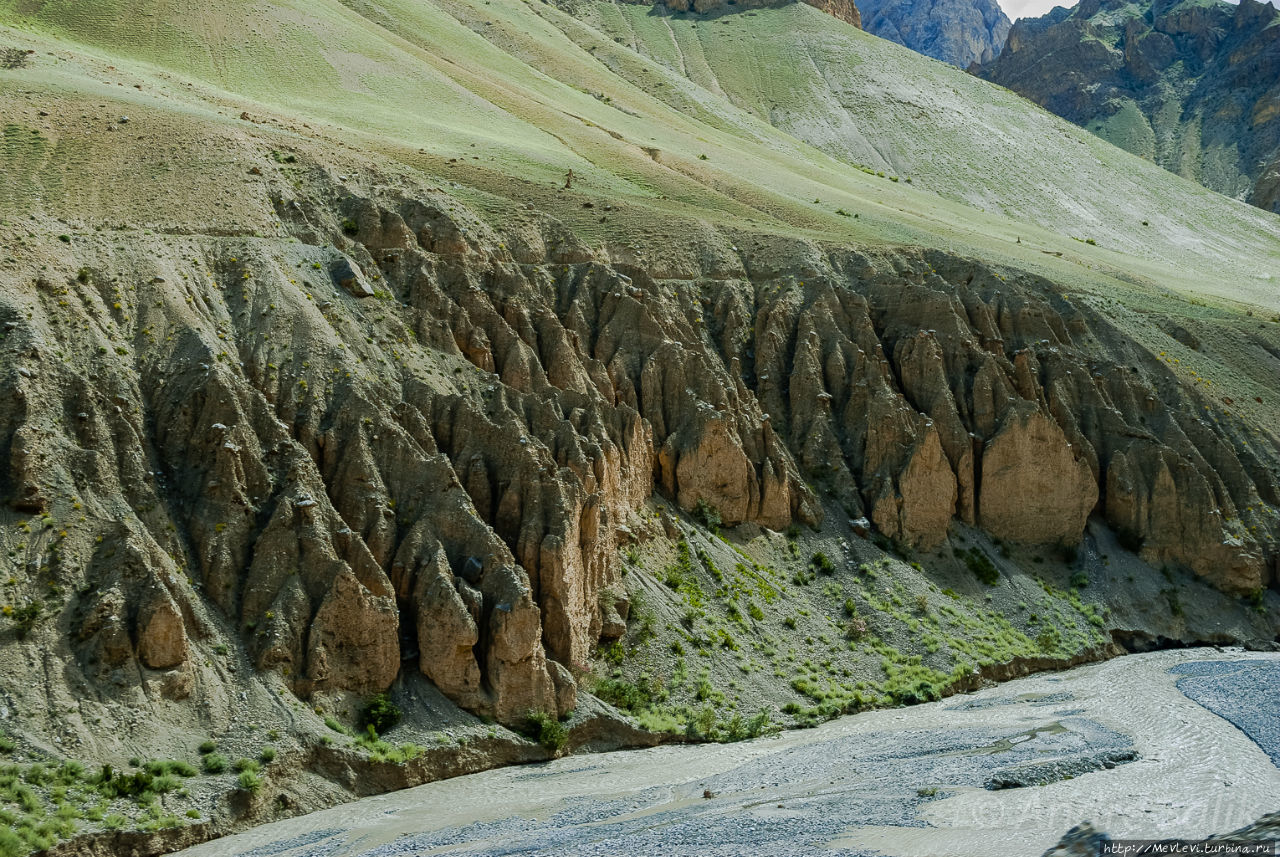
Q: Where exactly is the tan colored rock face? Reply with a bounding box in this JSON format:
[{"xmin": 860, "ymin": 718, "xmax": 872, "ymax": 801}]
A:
[
  {"xmin": 1106, "ymin": 446, "xmax": 1268, "ymax": 595},
  {"xmin": 307, "ymin": 570, "xmax": 400, "ymax": 695},
  {"xmin": 980, "ymin": 408, "xmax": 1098, "ymax": 545},
  {"xmin": 415, "ymin": 548, "xmax": 484, "ymax": 709},
  {"xmin": 673, "ymin": 416, "xmax": 753, "ymax": 526},
  {"xmin": 137, "ymin": 591, "xmax": 190, "ymax": 670}
]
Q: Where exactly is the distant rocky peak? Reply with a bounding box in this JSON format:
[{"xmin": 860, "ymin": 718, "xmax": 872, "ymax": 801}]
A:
[
  {"xmin": 857, "ymin": 0, "xmax": 1012, "ymax": 66},
  {"xmin": 978, "ymin": 0, "xmax": 1280, "ymax": 213}
]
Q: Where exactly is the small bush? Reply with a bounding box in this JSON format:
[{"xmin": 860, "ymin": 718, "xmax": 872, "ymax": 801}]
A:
[
  {"xmin": 600, "ymin": 640, "xmax": 625, "ymax": 666},
  {"xmin": 2, "ymin": 48, "xmax": 31, "ymax": 70},
  {"xmin": 323, "ymin": 717, "xmax": 348, "ymax": 735},
  {"xmin": 340, "ymin": 218, "xmax": 358, "ymax": 236},
  {"xmin": 359, "ymin": 694, "xmax": 402, "ymax": 736},
  {"xmin": 810, "ymin": 552, "xmax": 835, "ymax": 575},
  {"xmin": 844, "ymin": 617, "xmax": 867, "ymax": 640},
  {"xmin": 237, "ymin": 770, "xmax": 262, "ymax": 794},
  {"xmin": 259, "ymin": 746, "xmax": 277, "ymax": 764},
  {"xmin": 201, "ymin": 753, "xmax": 228, "ymax": 774},
  {"xmin": 232, "ymin": 758, "xmax": 258, "ymax": 774},
  {"xmin": 198, "ymin": 740, "xmax": 217, "ymax": 755},
  {"xmin": 11, "ymin": 600, "xmax": 43, "ymax": 639},
  {"xmin": 692, "ymin": 499, "xmax": 722, "ymax": 531},
  {"xmin": 144, "ymin": 760, "xmax": 197, "ymax": 778},
  {"xmin": 1069, "ymin": 571, "xmax": 1088, "ymax": 590},
  {"xmin": 524, "ymin": 711, "xmax": 567, "ymax": 754},
  {"xmin": 962, "ymin": 548, "xmax": 998, "ymax": 586}
]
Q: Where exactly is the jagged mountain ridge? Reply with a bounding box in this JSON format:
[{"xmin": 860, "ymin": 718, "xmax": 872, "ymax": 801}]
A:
[{"xmin": 978, "ymin": 0, "xmax": 1280, "ymax": 213}]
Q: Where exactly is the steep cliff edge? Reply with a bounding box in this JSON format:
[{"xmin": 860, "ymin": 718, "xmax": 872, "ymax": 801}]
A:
[{"xmin": 978, "ymin": 0, "xmax": 1280, "ymax": 213}]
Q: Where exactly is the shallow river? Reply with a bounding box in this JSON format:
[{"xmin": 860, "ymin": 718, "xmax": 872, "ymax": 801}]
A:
[{"xmin": 177, "ymin": 649, "xmax": 1280, "ymax": 857}]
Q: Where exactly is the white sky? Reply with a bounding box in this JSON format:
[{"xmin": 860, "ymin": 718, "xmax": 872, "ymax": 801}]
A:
[
  {"xmin": 999, "ymin": 0, "xmax": 1273, "ymax": 20},
  {"xmin": 1000, "ymin": 0, "xmax": 1069, "ymax": 19}
]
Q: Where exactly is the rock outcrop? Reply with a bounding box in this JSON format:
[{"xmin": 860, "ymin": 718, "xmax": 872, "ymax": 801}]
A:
[
  {"xmin": 978, "ymin": 0, "xmax": 1280, "ymax": 213},
  {"xmin": 859, "ymin": 0, "xmax": 1010, "ymax": 66},
  {"xmin": 635, "ymin": 0, "xmax": 861, "ymax": 29},
  {"xmin": 2, "ymin": 168, "xmax": 1276, "ymax": 737}
]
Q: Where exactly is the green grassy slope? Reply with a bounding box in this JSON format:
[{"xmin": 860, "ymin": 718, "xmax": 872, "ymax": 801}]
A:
[{"xmin": 2, "ymin": 0, "xmax": 1278, "ymax": 311}]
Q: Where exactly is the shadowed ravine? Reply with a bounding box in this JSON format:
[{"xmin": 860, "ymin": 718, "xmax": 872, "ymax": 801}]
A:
[{"xmin": 173, "ymin": 650, "xmax": 1280, "ymax": 857}]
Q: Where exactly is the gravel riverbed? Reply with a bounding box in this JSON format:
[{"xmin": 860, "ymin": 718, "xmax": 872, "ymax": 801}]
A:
[{"xmin": 175, "ymin": 649, "xmax": 1280, "ymax": 857}]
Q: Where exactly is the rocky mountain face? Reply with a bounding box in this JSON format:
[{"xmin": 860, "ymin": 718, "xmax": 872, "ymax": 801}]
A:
[
  {"xmin": 978, "ymin": 0, "xmax": 1280, "ymax": 213},
  {"xmin": 5, "ymin": 165, "xmax": 1277, "ymax": 742},
  {"xmin": 858, "ymin": 0, "xmax": 1010, "ymax": 66}
]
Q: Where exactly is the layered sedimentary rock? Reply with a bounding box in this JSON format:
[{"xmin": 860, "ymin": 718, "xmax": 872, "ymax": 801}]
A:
[{"xmin": 2, "ymin": 171, "xmax": 1277, "ymax": 733}]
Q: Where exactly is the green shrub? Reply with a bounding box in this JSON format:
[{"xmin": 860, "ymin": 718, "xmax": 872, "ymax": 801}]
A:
[
  {"xmin": 10, "ymin": 600, "xmax": 43, "ymax": 639},
  {"xmin": 962, "ymin": 548, "xmax": 998, "ymax": 585},
  {"xmin": 1036, "ymin": 628, "xmax": 1061, "ymax": 652},
  {"xmin": 259, "ymin": 746, "xmax": 277, "ymax": 764},
  {"xmin": 144, "ymin": 759, "xmax": 197, "ymax": 778},
  {"xmin": 150, "ymin": 774, "xmax": 179, "ymax": 793},
  {"xmin": 1069, "ymin": 571, "xmax": 1088, "ymax": 590},
  {"xmin": 232, "ymin": 758, "xmax": 258, "ymax": 774},
  {"xmin": 201, "ymin": 753, "xmax": 227, "ymax": 774},
  {"xmin": 523, "ymin": 711, "xmax": 567, "ymax": 754},
  {"xmin": 323, "ymin": 716, "xmax": 348, "ymax": 735},
  {"xmin": 359, "ymin": 694, "xmax": 402, "ymax": 736},
  {"xmin": 198, "ymin": 740, "xmax": 217, "ymax": 755},
  {"xmin": 810, "ymin": 552, "xmax": 835, "ymax": 575},
  {"xmin": 0, "ymin": 827, "xmax": 22, "ymax": 857},
  {"xmin": 592, "ymin": 676, "xmax": 652, "ymax": 713},
  {"xmin": 692, "ymin": 500, "xmax": 722, "ymax": 531},
  {"xmin": 237, "ymin": 770, "xmax": 262, "ymax": 794}
]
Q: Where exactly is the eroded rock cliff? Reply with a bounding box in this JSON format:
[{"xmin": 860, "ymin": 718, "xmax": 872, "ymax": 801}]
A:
[{"xmin": 3, "ymin": 166, "xmax": 1277, "ymax": 745}]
